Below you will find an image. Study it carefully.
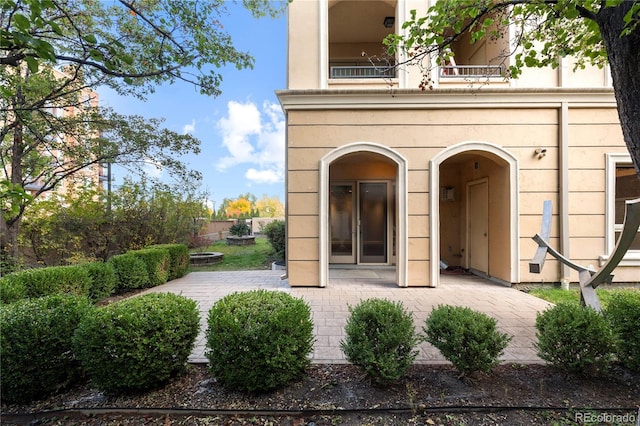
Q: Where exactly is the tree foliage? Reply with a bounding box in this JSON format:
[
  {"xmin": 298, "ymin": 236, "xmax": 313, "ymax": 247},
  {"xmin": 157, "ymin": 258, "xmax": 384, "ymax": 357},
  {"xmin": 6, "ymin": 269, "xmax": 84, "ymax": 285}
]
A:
[
  {"xmin": 385, "ymin": 0, "xmax": 640, "ymax": 174},
  {"xmin": 255, "ymin": 194, "xmax": 284, "ymax": 217},
  {"xmin": 0, "ymin": 0, "xmax": 287, "ymax": 262},
  {"xmin": 18, "ymin": 179, "xmax": 208, "ymax": 266}
]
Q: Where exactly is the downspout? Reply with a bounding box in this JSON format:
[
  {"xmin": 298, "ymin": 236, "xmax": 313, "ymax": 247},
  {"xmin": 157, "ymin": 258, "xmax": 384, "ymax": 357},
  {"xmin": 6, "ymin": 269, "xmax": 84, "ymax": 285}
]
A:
[{"xmin": 559, "ymin": 102, "xmax": 571, "ymax": 287}]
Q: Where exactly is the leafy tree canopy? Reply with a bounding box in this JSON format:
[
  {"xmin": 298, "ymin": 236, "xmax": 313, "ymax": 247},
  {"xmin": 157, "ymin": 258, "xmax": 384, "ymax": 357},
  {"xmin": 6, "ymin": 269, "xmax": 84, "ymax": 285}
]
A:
[
  {"xmin": 1, "ymin": 0, "xmax": 287, "ymax": 97},
  {"xmin": 384, "ymin": 0, "xmax": 640, "ymax": 173}
]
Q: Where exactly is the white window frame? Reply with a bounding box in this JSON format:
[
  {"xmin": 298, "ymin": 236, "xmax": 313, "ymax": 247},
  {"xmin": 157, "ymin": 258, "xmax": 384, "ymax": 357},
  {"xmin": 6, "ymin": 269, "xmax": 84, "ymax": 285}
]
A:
[{"xmin": 602, "ymin": 153, "xmax": 640, "ymax": 266}]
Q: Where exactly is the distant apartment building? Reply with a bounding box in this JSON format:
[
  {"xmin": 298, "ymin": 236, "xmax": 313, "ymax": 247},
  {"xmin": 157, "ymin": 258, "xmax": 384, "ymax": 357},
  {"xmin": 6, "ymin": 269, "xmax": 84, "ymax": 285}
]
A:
[
  {"xmin": 10, "ymin": 67, "xmax": 106, "ymax": 200},
  {"xmin": 277, "ymin": 0, "xmax": 640, "ymax": 287}
]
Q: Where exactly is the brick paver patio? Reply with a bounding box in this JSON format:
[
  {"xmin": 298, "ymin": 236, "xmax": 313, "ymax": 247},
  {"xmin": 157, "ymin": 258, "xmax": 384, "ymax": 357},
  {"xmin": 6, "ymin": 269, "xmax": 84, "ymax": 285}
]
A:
[{"xmin": 141, "ymin": 269, "xmax": 552, "ymax": 364}]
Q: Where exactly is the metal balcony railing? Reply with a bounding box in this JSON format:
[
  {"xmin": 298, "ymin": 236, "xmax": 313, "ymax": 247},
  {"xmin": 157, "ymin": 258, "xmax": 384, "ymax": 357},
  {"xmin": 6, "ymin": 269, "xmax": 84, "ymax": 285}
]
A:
[
  {"xmin": 439, "ymin": 65, "xmax": 503, "ymax": 78},
  {"xmin": 330, "ymin": 65, "xmax": 396, "ymax": 79}
]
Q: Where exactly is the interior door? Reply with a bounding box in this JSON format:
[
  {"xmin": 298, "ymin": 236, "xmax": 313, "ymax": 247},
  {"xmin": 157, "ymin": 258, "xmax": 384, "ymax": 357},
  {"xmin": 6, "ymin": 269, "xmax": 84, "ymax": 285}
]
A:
[
  {"xmin": 467, "ymin": 179, "xmax": 489, "ymax": 274},
  {"xmin": 359, "ymin": 182, "xmax": 387, "ymax": 263},
  {"xmin": 330, "ymin": 183, "xmax": 355, "ymax": 263}
]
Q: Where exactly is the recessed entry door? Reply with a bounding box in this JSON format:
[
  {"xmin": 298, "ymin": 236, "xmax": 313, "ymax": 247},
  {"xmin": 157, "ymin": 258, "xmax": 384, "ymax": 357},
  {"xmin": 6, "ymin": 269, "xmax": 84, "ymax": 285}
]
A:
[
  {"xmin": 467, "ymin": 179, "xmax": 489, "ymax": 274},
  {"xmin": 330, "ymin": 181, "xmax": 391, "ymax": 265},
  {"xmin": 359, "ymin": 182, "xmax": 388, "ymax": 264}
]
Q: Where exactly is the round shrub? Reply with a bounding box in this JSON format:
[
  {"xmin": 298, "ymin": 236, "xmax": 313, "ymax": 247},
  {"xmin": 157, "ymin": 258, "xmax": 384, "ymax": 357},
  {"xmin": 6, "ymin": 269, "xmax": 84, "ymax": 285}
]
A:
[
  {"xmin": 108, "ymin": 253, "xmax": 149, "ymax": 291},
  {"xmin": 605, "ymin": 291, "xmax": 640, "ymax": 371},
  {"xmin": 263, "ymin": 220, "xmax": 285, "ymax": 261},
  {"xmin": 0, "ymin": 295, "xmax": 93, "ymax": 403},
  {"xmin": 340, "ymin": 298, "xmax": 420, "ymax": 385},
  {"xmin": 425, "ymin": 305, "xmax": 512, "ymax": 377},
  {"xmin": 82, "ymin": 261, "xmax": 116, "ymax": 301},
  {"xmin": 535, "ymin": 303, "xmax": 615, "ymax": 375},
  {"xmin": 205, "ymin": 289, "xmax": 314, "ymax": 393},
  {"xmin": 73, "ymin": 293, "xmax": 199, "ymax": 395},
  {"xmin": 229, "ymin": 221, "xmax": 250, "ymax": 236}
]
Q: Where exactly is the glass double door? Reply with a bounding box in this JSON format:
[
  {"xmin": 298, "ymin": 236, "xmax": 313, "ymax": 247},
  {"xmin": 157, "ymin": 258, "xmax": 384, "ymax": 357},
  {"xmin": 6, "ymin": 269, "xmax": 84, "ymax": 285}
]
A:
[{"xmin": 330, "ymin": 181, "xmax": 392, "ymax": 264}]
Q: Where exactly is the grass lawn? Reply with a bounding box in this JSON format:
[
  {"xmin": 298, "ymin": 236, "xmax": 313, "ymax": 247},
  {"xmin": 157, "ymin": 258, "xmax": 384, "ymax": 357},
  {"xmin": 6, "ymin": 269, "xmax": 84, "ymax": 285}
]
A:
[
  {"xmin": 529, "ymin": 287, "xmax": 640, "ymax": 308},
  {"xmin": 188, "ymin": 236, "xmax": 276, "ymax": 272}
]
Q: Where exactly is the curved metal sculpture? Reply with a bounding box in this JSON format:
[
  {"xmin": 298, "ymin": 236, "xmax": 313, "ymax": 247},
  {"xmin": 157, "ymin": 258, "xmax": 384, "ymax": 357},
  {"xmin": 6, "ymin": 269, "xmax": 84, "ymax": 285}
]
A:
[{"xmin": 529, "ymin": 198, "xmax": 640, "ymax": 312}]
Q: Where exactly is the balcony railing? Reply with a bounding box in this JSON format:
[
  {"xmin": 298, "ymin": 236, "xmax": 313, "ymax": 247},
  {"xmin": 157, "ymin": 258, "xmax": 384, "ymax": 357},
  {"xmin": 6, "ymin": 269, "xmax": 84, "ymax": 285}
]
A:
[
  {"xmin": 439, "ymin": 65, "xmax": 503, "ymax": 78},
  {"xmin": 330, "ymin": 64, "xmax": 396, "ymax": 79}
]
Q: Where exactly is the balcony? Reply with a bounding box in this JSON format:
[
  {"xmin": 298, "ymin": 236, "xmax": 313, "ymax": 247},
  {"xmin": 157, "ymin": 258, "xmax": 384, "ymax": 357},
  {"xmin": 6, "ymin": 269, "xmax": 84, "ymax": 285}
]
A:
[
  {"xmin": 330, "ymin": 63, "xmax": 396, "ymax": 79},
  {"xmin": 439, "ymin": 65, "xmax": 503, "ymax": 79}
]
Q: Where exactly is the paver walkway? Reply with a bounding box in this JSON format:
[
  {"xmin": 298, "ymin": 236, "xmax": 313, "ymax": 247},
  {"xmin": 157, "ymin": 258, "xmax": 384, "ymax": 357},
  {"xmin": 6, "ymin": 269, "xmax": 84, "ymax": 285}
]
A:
[{"xmin": 141, "ymin": 270, "xmax": 553, "ymax": 364}]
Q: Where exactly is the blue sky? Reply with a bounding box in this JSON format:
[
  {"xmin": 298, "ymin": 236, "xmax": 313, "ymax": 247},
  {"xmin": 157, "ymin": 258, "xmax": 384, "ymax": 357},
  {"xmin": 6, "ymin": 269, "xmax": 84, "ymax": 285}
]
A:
[{"xmin": 98, "ymin": 2, "xmax": 288, "ymax": 211}]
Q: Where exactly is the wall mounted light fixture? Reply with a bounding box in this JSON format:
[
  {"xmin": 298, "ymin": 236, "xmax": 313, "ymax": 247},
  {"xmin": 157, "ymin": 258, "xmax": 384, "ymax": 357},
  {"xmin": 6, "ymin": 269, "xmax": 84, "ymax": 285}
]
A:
[{"xmin": 383, "ymin": 16, "xmax": 395, "ymax": 28}]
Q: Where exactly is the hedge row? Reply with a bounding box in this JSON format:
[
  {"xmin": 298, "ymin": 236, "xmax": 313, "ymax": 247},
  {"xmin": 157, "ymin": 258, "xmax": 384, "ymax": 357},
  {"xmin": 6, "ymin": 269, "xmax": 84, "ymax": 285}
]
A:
[
  {"xmin": 3, "ymin": 289, "xmax": 638, "ymax": 404},
  {"xmin": 0, "ymin": 244, "xmax": 189, "ymax": 304},
  {"xmin": 0, "ymin": 292, "xmax": 199, "ymax": 403}
]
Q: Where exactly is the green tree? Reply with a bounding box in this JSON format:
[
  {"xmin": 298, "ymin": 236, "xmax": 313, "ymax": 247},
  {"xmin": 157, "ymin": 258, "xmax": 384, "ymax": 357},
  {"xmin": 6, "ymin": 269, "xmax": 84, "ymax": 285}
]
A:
[
  {"xmin": 385, "ymin": 0, "xmax": 640, "ymax": 176},
  {"xmin": 1, "ymin": 0, "xmax": 286, "ymax": 263}
]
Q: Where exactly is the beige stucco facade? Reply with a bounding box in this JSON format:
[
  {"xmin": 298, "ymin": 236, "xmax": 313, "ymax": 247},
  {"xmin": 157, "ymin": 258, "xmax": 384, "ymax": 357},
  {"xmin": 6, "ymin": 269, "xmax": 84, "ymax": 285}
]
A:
[{"xmin": 278, "ymin": 0, "xmax": 640, "ymax": 287}]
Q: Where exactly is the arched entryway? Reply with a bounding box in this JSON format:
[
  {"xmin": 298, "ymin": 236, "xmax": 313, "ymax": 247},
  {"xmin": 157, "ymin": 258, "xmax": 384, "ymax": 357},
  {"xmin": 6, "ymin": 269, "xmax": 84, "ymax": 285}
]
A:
[
  {"xmin": 430, "ymin": 142, "xmax": 520, "ymax": 287},
  {"xmin": 320, "ymin": 142, "xmax": 408, "ymax": 287}
]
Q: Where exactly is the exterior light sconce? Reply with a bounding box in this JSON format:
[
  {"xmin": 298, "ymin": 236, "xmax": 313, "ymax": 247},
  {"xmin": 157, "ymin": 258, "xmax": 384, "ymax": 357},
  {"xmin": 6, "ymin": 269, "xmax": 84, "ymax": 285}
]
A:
[
  {"xmin": 535, "ymin": 148, "xmax": 547, "ymax": 159},
  {"xmin": 383, "ymin": 16, "xmax": 395, "ymax": 28}
]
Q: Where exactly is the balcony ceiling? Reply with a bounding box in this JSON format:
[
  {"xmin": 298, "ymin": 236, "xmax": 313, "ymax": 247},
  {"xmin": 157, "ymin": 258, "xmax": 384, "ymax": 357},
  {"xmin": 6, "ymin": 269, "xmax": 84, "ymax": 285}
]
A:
[{"xmin": 329, "ymin": 0, "xmax": 396, "ymax": 43}]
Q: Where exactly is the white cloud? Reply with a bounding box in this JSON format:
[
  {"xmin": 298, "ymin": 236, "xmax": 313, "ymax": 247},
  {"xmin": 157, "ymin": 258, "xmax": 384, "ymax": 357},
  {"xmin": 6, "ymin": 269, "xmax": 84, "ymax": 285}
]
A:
[
  {"xmin": 182, "ymin": 119, "xmax": 196, "ymax": 135},
  {"xmin": 214, "ymin": 100, "xmax": 285, "ymax": 185},
  {"xmin": 245, "ymin": 168, "xmax": 283, "ymax": 184}
]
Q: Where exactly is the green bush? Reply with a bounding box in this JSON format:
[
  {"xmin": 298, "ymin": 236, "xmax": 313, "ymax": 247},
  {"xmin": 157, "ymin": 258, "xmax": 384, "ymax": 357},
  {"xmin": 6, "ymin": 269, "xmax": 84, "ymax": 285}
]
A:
[
  {"xmin": 81, "ymin": 261, "xmax": 116, "ymax": 301},
  {"xmin": 0, "ymin": 265, "xmax": 91, "ymax": 302},
  {"xmin": 0, "ymin": 295, "xmax": 93, "ymax": 403},
  {"xmin": 149, "ymin": 244, "xmax": 189, "ymax": 279},
  {"xmin": 340, "ymin": 298, "xmax": 420, "ymax": 385},
  {"xmin": 229, "ymin": 221, "xmax": 250, "ymax": 237},
  {"xmin": 108, "ymin": 253, "xmax": 149, "ymax": 291},
  {"xmin": 129, "ymin": 248, "xmax": 170, "ymax": 287},
  {"xmin": 605, "ymin": 292, "xmax": 640, "ymax": 371},
  {"xmin": 205, "ymin": 290, "xmax": 314, "ymax": 393},
  {"xmin": 263, "ymin": 220, "xmax": 285, "ymax": 261},
  {"xmin": 0, "ymin": 274, "xmax": 27, "ymax": 304},
  {"xmin": 425, "ymin": 305, "xmax": 512, "ymax": 377},
  {"xmin": 73, "ymin": 293, "xmax": 199, "ymax": 395},
  {"xmin": 535, "ymin": 303, "xmax": 615, "ymax": 375}
]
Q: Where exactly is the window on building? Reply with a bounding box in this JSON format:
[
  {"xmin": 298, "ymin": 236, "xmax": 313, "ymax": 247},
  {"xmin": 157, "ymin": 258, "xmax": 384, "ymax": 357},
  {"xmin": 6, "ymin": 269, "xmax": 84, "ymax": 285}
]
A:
[{"xmin": 605, "ymin": 153, "xmax": 640, "ymax": 265}]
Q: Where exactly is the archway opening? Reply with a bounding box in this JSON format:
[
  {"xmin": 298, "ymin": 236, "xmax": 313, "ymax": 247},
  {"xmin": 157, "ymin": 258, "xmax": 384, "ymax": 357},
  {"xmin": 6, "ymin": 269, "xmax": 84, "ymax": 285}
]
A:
[{"xmin": 431, "ymin": 143, "xmax": 519, "ymax": 287}]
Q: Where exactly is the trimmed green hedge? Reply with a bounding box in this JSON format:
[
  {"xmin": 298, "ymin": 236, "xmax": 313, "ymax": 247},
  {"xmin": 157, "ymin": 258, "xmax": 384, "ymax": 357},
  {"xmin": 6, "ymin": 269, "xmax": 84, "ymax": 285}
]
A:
[
  {"xmin": 73, "ymin": 293, "xmax": 199, "ymax": 395},
  {"xmin": 148, "ymin": 244, "xmax": 189, "ymax": 279},
  {"xmin": 340, "ymin": 298, "xmax": 420, "ymax": 385},
  {"xmin": 0, "ymin": 265, "xmax": 91, "ymax": 303},
  {"xmin": 129, "ymin": 248, "xmax": 170, "ymax": 287},
  {"xmin": 0, "ymin": 274, "xmax": 27, "ymax": 304},
  {"xmin": 206, "ymin": 290, "xmax": 314, "ymax": 393},
  {"xmin": 0, "ymin": 295, "xmax": 94, "ymax": 403},
  {"xmin": 108, "ymin": 253, "xmax": 149, "ymax": 291},
  {"xmin": 81, "ymin": 261, "xmax": 117, "ymax": 301}
]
